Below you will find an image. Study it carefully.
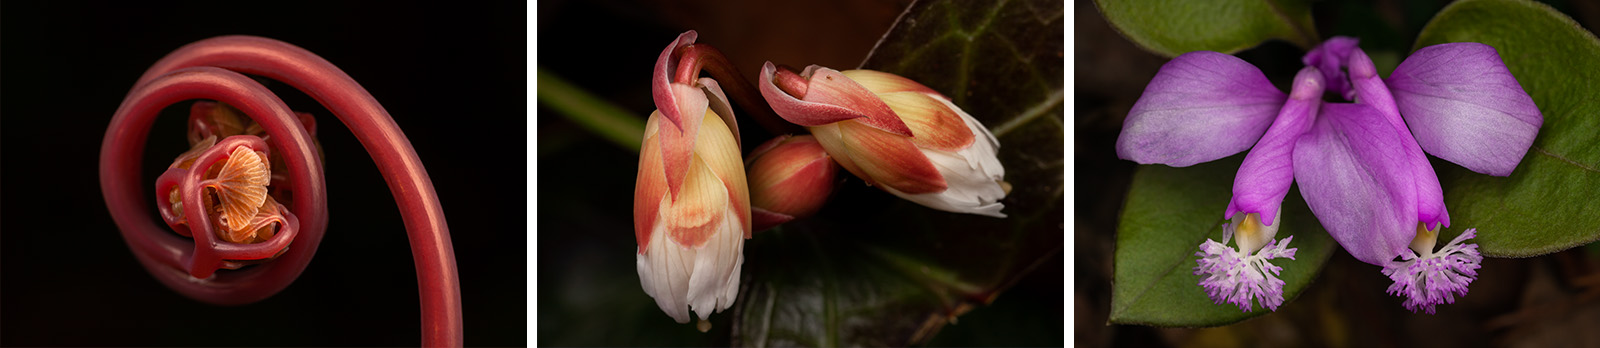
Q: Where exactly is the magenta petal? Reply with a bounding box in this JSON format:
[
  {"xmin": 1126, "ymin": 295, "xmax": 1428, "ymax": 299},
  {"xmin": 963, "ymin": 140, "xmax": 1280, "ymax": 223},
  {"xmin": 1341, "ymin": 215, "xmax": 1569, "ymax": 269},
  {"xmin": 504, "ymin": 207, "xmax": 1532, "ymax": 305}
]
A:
[
  {"xmin": 1226, "ymin": 67, "xmax": 1324, "ymax": 226},
  {"xmin": 1117, "ymin": 51, "xmax": 1288, "ymax": 167},
  {"xmin": 1386, "ymin": 42, "xmax": 1543, "ymax": 176},
  {"xmin": 1301, "ymin": 36, "xmax": 1360, "ymax": 100},
  {"xmin": 1349, "ymin": 48, "xmax": 1450, "ymax": 229},
  {"xmin": 1293, "ymin": 103, "xmax": 1418, "ymax": 266},
  {"xmin": 652, "ymin": 30, "xmax": 698, "ymax": 130}
]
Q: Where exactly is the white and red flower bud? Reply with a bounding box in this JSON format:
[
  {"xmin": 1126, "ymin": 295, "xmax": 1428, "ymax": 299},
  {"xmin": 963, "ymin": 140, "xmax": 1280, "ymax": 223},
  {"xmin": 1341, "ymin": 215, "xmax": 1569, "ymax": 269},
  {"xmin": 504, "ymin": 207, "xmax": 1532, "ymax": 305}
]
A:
[
  {"xmin": 635, "ymin": 30, "xmax": 751, "ymax": 326},
  {"xmin": 745, "ymin": 134, "xmax": 838, "ymax": 231},
  {"xmin": 758, "ymin": 63, "xmax": 1007, "ymax": 217}
]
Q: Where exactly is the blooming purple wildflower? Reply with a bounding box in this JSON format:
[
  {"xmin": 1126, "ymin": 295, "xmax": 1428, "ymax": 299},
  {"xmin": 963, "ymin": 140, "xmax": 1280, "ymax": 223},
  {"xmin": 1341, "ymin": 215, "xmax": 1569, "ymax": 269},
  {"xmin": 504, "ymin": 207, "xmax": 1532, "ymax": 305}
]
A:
[
  {"xmin": 1383, "ymin": 228, "xmax": 1483, "ymax": 314},
  {"xmin": 1118, "ymin": 36, "xmax": 1539, "ymax": 313}
]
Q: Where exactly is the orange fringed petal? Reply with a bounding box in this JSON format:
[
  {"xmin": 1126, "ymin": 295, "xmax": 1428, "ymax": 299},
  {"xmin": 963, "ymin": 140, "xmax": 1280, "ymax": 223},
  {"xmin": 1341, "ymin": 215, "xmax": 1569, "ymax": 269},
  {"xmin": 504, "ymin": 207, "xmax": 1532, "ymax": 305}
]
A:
[{"xmin": 209, "ymin": 145, "xmax": 271, "ymax": 232}]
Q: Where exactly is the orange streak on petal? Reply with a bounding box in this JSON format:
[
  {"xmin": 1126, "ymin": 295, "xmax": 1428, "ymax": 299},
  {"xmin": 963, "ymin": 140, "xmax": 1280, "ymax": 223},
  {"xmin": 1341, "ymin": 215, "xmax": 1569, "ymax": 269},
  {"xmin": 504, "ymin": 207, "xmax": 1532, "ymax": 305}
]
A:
[
  {"xmin": 878, "ymin": 92, "xmax": 975, "ymax": 151},
  {"xmin": 665, "ymin": 154, "xmax": 727, "ymax": 248},
  {"xmin": 840, "ymin": 120, "xmax": 946, "ymax": 194},
  {"xmin": 635, "ymin": 115, "xmax": 669, "ymax": 251}
]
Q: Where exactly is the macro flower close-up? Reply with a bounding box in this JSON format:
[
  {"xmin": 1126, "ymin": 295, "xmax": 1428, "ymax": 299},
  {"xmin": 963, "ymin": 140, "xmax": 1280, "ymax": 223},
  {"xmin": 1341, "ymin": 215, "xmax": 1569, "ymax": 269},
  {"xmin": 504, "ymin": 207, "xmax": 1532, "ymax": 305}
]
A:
[{"xmin": 1083, "ymin": 0, "xmax": 1600, "ymax": 346}]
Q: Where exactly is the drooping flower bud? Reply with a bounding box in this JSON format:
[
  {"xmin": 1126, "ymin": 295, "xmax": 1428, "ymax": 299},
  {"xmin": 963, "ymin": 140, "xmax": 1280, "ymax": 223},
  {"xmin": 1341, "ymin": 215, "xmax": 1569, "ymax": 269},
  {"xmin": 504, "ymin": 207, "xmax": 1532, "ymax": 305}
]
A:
[
  {"xmin": 635, "ymin": 31, "xmax": 751, "ymax": 326},
  {"xmin": 745, "ymin": 134, "xmax": 838, "ymax": 231},
  {"xmin": 757, "ymin": 62, "xmax": 1007, "ymax": 217}
]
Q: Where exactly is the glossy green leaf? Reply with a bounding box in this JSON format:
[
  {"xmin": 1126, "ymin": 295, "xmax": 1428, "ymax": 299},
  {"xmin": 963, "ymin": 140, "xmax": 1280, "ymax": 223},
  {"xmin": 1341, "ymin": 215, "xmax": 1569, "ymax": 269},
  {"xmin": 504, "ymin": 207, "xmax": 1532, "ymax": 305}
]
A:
[
  {"xmin": 1413, "ymin": 0, "xmax": 1600, "ymax": 257},
  {"xmin": 731, "ymin": 0, "xmax": 1064, "ymax": 345},
  {"xmin": 1109, "ymin": 155, "xmax": 1336, "ymax": 327},
  {"xmin": 1094, "ymin": 0, "xmax": 1318, "ymax": 57}
]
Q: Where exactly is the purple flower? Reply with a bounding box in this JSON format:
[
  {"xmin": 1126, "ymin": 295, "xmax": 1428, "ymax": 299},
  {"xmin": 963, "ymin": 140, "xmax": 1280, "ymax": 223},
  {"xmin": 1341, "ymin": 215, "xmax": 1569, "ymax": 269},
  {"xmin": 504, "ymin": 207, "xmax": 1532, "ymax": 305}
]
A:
[{"xmin": 1119, "ymin": 36, "xmax": 1540, "ymax": 313}]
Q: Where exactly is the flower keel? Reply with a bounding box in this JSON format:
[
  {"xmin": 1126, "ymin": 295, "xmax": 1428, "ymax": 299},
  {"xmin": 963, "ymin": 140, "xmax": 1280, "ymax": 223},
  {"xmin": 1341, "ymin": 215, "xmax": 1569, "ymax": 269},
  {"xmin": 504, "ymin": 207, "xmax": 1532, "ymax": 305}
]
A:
[{"xmin": 1382, "ymin": 228, "xmax": 1482, "ymax": 314}]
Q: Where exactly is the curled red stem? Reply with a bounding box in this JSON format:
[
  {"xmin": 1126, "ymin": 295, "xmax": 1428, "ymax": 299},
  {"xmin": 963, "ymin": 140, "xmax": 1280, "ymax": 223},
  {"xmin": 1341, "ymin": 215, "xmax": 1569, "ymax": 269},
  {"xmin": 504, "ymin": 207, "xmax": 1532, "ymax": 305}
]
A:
[
  {"xmin": 102, "ymin": 35, "xmax": 462, "ymax": 347},
  {"xmin": 673, "ymin": 43, "xmax": 802, "ymax": 135}
]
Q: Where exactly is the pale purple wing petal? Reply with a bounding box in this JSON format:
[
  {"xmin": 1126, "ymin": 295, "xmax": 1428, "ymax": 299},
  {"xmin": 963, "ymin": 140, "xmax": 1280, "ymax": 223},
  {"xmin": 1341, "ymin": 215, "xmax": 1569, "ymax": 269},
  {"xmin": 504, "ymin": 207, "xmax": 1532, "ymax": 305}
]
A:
[
  {"xmin": 1387, "ymin": 42, "xmax": 1543, "ymax": 176},
  {"xmin": 1301, "ymin": 36, "xmax": 1360, "ymax": 100},
  {"xmin": 1117, "ymin": 51, "xmax": 1288, "ymax": 167},
  {"xmin": 1349, "ymin": 48, "xmax": 1450, "ymax": 229},
  {"xmin": 1226, "ymin": 67, "xmax": 1323, "ymax": 226},
  {"xmin": 1293, "ymin": 103, "xmax": 1418, "ymax": 266}
]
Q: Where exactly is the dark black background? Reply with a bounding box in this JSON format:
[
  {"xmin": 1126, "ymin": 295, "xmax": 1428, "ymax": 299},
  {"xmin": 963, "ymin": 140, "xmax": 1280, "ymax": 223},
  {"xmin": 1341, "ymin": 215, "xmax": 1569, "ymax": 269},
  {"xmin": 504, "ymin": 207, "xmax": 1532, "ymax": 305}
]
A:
[{"xmin": 2, "ymin": 1, "xmax": 526, "ymax": 346}]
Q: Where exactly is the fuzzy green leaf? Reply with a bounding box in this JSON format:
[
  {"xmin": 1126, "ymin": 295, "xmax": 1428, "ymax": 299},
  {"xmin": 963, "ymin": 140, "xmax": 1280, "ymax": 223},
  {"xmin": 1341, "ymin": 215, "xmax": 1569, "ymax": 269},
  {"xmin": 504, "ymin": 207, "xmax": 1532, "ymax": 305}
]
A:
[
  {"xmin": 1109, "ymin": 155, "xmax": 1336, "ymax": 327},
  {"xmin": 1094, "ymin": 0, "xmax": 1318, "ymax": 57}
]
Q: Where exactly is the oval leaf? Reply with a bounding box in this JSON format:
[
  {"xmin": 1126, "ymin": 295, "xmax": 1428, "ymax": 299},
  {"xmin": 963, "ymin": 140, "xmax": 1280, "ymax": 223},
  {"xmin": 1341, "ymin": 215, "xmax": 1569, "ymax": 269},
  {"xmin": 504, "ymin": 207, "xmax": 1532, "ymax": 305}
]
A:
[
  {"xmin": 1094, "ymin": 0, "xmax": 1318, "ymax": 57},
  {"xmin": 1110, "ymin": 155, "xmax": 1335, "ymax": 327},
  {"xmin": 1412, "ymin": 0, "xmax": 1600, "ymax": 257}
]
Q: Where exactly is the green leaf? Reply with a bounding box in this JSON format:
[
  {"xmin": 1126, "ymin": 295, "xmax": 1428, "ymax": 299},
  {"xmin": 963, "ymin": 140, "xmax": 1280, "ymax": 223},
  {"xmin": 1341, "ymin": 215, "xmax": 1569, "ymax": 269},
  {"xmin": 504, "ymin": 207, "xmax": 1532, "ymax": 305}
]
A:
[
  {"xmin": 732, "ymin": 0, "xmax": 1064, "ymax": 346},
  {"xmin": 1109, "ymin": 155, "xmax": 1336, "ymax": 327},
  {"xmin": 1412, "ymin": 0, "xmax": 1600, "ymax": 257},
  {"xmin": 1094, "ymin": 0, "xmax": 1318, "ymax": 57}
]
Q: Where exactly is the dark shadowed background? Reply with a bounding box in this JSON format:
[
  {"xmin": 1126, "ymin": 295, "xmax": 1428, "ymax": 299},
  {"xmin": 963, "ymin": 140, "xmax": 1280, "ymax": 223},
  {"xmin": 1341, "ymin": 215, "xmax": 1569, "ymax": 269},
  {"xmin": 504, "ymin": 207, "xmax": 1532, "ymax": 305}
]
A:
[{"xmin": 2, "ymin": 1, "xmax": 526, "ymax": 346}]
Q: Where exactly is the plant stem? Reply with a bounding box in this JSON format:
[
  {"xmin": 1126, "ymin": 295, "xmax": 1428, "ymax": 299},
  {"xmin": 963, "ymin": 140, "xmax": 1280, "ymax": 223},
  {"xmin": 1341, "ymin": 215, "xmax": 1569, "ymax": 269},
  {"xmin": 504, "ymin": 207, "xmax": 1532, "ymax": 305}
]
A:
[
  {"xmin": 674, "ymin": 43, "xmax": 804, "ymax": 135},
  {"xmin": 537, "ymin": 68, "xmax": 644, "ymax": 151},
  {"xmin": 115, "ymin": 35, "xmax": 463, "ymax": 347}
]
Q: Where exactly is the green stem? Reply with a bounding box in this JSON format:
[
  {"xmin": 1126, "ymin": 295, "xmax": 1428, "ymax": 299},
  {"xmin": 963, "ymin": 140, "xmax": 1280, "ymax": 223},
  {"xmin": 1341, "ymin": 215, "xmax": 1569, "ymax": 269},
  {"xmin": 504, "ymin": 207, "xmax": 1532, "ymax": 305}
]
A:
[{"xmin": 537, "ymin": 67, "xmax": 645, "ymax": 151}]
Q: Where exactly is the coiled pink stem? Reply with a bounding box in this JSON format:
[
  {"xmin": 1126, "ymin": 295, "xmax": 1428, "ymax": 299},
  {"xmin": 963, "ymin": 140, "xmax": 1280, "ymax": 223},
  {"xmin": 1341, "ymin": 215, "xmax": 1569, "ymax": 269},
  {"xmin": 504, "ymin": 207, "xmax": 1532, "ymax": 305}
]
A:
[{"xmin": 101, "ymin": 36, "xmax": 462, "ymax": 347}]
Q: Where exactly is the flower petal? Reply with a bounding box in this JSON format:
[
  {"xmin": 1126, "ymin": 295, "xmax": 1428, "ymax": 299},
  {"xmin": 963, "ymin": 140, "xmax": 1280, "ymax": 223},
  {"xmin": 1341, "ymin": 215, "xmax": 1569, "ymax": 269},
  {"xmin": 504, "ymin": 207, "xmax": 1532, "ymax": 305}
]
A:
[
  {"xmin": 210, "ymin": 145, "xmax": 271, "ymax": 233},
  {"xmin": 1117, "ymin": 51, "xmax": 1288, "ymax": 167},
  {"xmin": 1301, "ymin": 36, "xmax": 1360, "ymax": 100},
  {"xmin": 877, "ymin": 91, "xmax": 975, "ymax": 151},
  {"xmin": 758, "ymin": 62, "xmax": 914, "ymax": 137},
  {"xmin": 835, "ymin": 120, "xmax": 946, "ymax": 194},
  {"xmin": 1387, "ymin": 42, "xmax": 1543, "ymax": 176},
  {"xmin": 747, "ymin": 135, "xmax": 836, "ymax": 220},
  {"xmin": 692, "ymin": 109, "xmax": 752, "ymax": 238},
  {"xmin": 652, "ymin": 30, "xmax": 698, "ymax": 131},
  {"xmin": 635, "ymin": 114, "xmax": 669, "ymax": 250},
  {"xmin": 1227, "ymin": 67, "xmax": 1323, "ymax": 226},
  {"xmin": 697, "ymin": 77, "xmax": 741, "ymax": 147},
  {"xmin": 1293, "ymin": 103, "xmax": 1418, "ymax": 265},
  {"xmin": 839, "ymin": 69, "xmax": 940, "ymax": 95},
  {"xmin": 637, "ymin": 187, "xmax": 745, "ymax": 324},
  {"xmin": 1349, "ymin": 48, "xmax": 1450, "ymax": 229},
  {"xmin": 658, "ymin": 86, "xmax": 709, "ymax": 200}
]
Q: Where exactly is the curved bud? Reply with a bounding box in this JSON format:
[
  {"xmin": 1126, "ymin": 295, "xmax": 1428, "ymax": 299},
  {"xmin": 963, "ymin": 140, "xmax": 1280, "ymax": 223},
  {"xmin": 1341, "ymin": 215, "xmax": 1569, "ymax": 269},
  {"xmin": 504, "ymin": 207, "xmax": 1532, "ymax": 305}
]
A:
[
  {"xmin": 652, "ymin": 30, "xmax": 699, "ymax": 131},
  {"xmin": 757, "ymin": 62, "xmax": 913, "ymax": 136},
  {"xmin": 746, "ymin": 135, "xmax": 838, "ymax": 231},
  {"xmin": 635, "ymin": 107, "xmax": 751, "ymax": 324},
  {"xmin": 765, "ymin": 65, "xmax": 1008, "ymax": 217}
]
